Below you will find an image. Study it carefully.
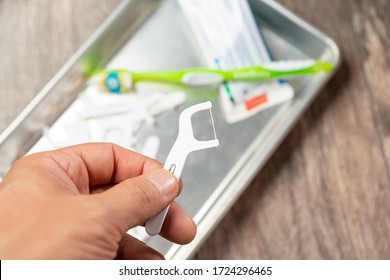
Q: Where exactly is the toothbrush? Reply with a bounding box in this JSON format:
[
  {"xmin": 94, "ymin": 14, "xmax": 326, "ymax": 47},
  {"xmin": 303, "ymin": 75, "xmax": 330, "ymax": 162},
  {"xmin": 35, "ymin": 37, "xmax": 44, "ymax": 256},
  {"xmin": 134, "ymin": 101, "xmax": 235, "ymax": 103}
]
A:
[{"xmin": 90, "ymin": 59, "xmax": 334, "ymax": 93}]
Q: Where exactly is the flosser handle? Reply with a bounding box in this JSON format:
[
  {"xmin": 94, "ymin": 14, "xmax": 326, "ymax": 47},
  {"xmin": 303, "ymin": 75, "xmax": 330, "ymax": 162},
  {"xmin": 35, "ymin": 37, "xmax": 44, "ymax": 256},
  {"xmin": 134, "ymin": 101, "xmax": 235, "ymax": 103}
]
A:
[
  {"xmin": 145, "ymin": 157, "xmax": 184, "ymax": 236},
  {"xmin": 145, "ymin": 205, "xmax": 170, "ymax": 236}
]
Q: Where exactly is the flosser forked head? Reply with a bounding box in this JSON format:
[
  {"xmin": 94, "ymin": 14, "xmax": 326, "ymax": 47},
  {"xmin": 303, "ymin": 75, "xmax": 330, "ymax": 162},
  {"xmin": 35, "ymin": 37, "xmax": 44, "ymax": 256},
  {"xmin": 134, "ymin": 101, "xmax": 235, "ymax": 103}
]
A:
[{"xmin": 177, "ymin": 101, "xmax": 219, "ymax": 152}]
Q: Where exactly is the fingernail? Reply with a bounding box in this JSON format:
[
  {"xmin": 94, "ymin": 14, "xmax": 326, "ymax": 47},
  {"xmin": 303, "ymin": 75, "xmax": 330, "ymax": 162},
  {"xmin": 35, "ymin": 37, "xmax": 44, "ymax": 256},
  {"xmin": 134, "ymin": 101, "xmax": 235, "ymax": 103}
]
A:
[{"xmin": 145, "ymin": 169, "xmax": 177, "ymax": 196}]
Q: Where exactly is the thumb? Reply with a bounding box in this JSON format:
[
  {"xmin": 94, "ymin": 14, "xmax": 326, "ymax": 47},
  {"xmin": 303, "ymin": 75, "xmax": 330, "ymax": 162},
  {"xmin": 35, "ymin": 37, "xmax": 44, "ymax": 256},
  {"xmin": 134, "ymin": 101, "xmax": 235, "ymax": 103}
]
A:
[{"xmin": 97, "ymin": 169, "xmax": 180, "ymax": 233}]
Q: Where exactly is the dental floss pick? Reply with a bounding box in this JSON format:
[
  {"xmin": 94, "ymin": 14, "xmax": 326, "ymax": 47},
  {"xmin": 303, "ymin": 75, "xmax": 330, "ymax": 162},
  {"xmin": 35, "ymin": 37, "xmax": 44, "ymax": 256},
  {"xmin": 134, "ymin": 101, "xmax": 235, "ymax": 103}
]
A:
[{"xmin": 145, "ymin": 101, "xmax": 219, "ymax": 236}]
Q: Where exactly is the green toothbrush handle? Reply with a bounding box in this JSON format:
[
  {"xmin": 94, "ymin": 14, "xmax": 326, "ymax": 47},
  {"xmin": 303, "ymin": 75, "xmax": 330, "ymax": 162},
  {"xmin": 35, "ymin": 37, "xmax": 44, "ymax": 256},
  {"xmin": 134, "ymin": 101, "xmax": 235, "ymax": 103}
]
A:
[
  {"xmin": 133, "ymin": 60, "xmax": 334, "ymax": 85},
  {"xmin": 91, "ymin": 60, "xmax": 335, "ymax": 93},
  {"xmin": 226, "ymin": 60, "xmax": 334, "ymax": 81}
]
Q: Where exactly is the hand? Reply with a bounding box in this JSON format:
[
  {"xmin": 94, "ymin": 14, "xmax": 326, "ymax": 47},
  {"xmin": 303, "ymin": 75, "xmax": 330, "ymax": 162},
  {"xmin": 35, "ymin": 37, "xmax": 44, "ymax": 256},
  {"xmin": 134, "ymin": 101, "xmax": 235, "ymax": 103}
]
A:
[{"xmin": 0, "ymin": 143, "xmax": 196, "ymax": 259}]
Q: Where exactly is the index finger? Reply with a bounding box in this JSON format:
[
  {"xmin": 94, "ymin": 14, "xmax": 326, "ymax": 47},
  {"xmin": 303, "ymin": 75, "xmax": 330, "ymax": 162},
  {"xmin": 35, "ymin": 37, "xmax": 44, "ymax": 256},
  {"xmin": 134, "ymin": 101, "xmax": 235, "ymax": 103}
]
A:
[{"xmin": 40, "ymin": 143, "xmax": 162, "ymax": 186}]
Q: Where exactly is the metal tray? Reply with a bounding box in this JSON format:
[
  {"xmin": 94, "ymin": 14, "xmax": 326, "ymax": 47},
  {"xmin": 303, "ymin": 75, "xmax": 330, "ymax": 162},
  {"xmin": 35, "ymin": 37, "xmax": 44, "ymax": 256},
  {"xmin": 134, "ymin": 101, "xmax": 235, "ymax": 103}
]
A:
[{"xmin": 0, "ymin": 0, "xmax": 340, "ymax": 259}]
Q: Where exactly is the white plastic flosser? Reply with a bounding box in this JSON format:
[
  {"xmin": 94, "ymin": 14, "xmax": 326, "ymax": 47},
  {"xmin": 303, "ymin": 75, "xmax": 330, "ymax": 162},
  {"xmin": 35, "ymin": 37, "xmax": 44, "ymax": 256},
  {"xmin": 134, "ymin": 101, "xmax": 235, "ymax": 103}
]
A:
[{"xmin": 145, "ymin": 101, "xmax": 219, "ymax": 236}]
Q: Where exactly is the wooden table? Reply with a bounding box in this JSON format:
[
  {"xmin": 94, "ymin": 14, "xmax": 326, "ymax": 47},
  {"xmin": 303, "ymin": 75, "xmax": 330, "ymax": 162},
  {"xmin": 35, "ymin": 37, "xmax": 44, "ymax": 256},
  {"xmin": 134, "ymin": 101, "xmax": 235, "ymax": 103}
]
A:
[{"xmin": 1, "ymin": 0, "xmax": 389, "ymax": 259}]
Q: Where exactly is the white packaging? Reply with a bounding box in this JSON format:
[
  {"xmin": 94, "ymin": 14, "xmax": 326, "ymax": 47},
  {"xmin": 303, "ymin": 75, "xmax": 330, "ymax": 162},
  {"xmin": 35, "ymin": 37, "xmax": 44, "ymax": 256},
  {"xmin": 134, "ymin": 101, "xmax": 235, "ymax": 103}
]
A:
[{"xmin": 178, "ymin": 0, "xmax": 294, "ymax": 123}]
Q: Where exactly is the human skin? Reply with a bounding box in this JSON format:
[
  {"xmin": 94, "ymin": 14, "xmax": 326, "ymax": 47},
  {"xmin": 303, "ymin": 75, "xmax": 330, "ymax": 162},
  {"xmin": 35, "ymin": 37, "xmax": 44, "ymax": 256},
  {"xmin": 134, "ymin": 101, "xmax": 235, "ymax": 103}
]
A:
[{"xmin": 0, "ymin": 143, "xmax": 196, "ymax": 259}]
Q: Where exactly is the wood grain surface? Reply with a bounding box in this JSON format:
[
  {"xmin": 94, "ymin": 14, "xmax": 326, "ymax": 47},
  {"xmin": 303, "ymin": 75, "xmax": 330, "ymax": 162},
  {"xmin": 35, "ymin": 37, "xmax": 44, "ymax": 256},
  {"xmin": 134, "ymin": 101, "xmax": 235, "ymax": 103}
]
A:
[{"xmin": 0, "ymin": 0, "xmax": 389, "ymax": 259}]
